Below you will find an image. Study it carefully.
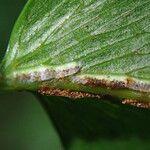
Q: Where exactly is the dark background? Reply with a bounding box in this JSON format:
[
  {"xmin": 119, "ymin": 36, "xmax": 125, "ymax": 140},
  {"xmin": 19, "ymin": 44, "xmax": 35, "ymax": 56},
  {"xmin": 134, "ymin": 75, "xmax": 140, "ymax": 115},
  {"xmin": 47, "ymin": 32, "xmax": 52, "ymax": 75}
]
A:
[{"xmin": 0, "ymin": 1, "xmax": 62, "ymax": 150}]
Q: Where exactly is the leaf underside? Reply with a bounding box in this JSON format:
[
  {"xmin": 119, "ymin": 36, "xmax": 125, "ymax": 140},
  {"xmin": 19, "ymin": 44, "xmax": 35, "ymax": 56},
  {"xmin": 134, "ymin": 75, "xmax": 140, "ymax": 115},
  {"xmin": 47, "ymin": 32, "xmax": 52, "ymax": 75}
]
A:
[
  {"xmin": 39, "ymin": 95, "xmax": 150, "ymax": 150},
  {"xmin": 1, "ymin": 0, "xmax": 150, "ymax": 101}
]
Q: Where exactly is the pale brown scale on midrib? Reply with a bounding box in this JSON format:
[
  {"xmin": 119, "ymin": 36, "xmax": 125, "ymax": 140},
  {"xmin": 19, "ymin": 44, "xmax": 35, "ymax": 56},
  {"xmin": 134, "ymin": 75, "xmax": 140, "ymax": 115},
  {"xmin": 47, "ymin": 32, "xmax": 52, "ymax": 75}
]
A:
[
  {"xmin": 77, "ymin": 78, "xmax": 126, "ymax": 89},
  {"xmin": 12, "ymin": 62, "xmax": 82, "ymax": 83},
  {"xmin": 72, "ymin": 76, "xmax": 150, "ymax": 93},
  {"xmin": 127, "ymin": 77, "xmax": 150, "ymax": 93}
]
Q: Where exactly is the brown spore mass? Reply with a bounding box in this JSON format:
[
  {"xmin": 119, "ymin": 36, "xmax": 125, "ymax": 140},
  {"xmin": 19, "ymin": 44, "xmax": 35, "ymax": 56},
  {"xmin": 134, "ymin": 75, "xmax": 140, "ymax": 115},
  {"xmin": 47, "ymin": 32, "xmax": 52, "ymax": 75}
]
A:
[
  {"xmin": 122, "ymin": 99, "xmax": 150, "ymax": 109},
  {"xmin": 81, "ymin": 78, "xmax": 126, "ymax": 89},
  {"xmin": 38, "ymin": 87, "xmax": 101, "ymax": 99}
]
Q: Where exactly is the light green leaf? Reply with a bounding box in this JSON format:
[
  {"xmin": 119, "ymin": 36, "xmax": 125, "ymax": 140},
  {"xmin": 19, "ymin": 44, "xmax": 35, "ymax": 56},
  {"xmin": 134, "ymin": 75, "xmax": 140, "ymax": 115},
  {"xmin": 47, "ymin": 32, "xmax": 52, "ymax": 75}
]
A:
[{"xmin": 1, "ymin": 0, "xmax": 150, "ymax": 101}]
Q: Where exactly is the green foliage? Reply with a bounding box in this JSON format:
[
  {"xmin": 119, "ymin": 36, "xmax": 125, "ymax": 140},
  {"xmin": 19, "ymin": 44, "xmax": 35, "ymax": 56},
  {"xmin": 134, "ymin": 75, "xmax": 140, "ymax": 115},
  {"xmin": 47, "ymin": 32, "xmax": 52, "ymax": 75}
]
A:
[
  {"xmin": 0, "ymin": 0, "xmax": 150, "ymax": 150},
  {"xmin": 40, "ymin": 96, "xmax": 150, "ymax": 150},
  {"xmin": 0, "ymin": 0, "xmax": 149, "ymax": 101}
]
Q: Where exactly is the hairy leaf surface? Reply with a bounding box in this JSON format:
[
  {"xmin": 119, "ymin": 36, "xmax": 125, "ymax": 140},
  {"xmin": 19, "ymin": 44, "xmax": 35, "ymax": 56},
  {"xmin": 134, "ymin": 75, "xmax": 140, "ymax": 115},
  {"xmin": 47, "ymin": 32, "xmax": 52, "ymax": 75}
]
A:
[{"xmin": 1, "ymin": 0, "xmax": 150, "ymax": 101}]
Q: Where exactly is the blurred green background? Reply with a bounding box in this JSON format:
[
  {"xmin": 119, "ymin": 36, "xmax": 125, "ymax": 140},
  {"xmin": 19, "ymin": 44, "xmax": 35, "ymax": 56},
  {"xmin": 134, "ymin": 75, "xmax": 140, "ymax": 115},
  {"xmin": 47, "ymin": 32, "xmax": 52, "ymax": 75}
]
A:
[{"xmin": 0, "ymin": 1, "xmax": 62, "ymax": 150}]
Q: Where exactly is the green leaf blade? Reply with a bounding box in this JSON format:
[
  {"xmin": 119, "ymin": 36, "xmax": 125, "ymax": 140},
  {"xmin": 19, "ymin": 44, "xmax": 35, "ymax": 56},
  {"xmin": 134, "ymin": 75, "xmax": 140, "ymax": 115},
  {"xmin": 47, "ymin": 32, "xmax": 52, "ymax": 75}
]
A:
[{"xmin": 2, "ymin": 0, "xmax": 150, "ymax": 101}]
